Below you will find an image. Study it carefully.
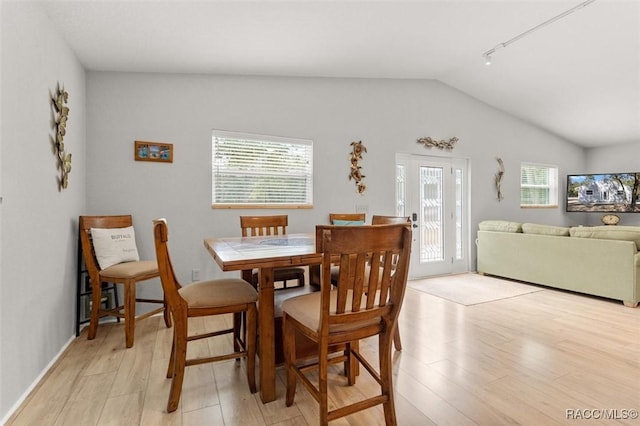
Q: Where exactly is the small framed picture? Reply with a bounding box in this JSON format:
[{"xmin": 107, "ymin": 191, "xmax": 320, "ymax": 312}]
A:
[{"xmin": 134, "ymin": 140, "xmax": 173, "ymax": 163}]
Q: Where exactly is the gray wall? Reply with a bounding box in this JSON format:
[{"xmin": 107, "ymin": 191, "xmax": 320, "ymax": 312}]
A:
[
  {"xmin": 85, "ymin": 71, "xmax": 586, "ymax": 293},
  {"xmin": 1, "ymin": 1, "xmax": 86, "ymax": 420}
]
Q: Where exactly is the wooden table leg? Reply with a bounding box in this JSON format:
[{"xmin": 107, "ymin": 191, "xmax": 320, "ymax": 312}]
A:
[
  {"xmin": 258, "ymin": 267, "xmax": 276, "ymax": 403},
  {"xmin": 309, "ymin": 263, "xmax": 321, "ymax": 289}
]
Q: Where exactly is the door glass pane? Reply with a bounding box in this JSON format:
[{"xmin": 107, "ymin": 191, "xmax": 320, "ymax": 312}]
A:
[
  {"xmin": 396, "ymin": 164, "xmax": 406, "ymax": 217},
  {"xmin": 455, "ymin": 168, "xmax": 463, "ymax": 260},
  {"xmin": 420, "ymin": 166, "xmax": 443, "ymax": 262}
]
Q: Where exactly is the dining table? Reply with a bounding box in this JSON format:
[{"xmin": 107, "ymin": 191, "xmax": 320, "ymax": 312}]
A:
[{"xmin": 203, "ymin": 232, "xmax": 322, "ymax": 403}]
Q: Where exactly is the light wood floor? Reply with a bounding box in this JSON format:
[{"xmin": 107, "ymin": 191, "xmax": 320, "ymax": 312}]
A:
[{"xmin": 7, "ymin": 279, "xmax": 640, "ymax": 425}]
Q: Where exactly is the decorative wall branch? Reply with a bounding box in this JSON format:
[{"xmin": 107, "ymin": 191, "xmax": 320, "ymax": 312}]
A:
[
  {"xmin": 51, "ymin": 83, "xmax": 72, "ymax": 190},
  {"xmin": 495, "ymin": 157, "xmax": 505, "ymax": 201},
  {"xmin": 348, "ymin": 140, "xmax": 367, "ymax": 194},
  {"xmin": 417, "ymin": 136, "xmax": 458, "ymax": 150}
]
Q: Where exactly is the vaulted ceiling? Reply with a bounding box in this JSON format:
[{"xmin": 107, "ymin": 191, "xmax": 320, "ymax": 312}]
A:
[{"xmin": 38, "ymin": 0, "xmax": 640, "ymax": 148}]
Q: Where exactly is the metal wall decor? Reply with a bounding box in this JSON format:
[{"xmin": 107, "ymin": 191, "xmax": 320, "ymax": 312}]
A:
[
  {"xmin": 349, "ymin": 140, "xmax": 367, "ymax": 194},
  {"xmin": 417, "ymin": 136, "xmax": 459, "ymax": 150},
  {"xmin": 51, "ymin": 83, "xmax": 72, "ymax": 190},
  {"xmin": 495, "ymin": 157, "xmax": 505, "ymax": 201}
]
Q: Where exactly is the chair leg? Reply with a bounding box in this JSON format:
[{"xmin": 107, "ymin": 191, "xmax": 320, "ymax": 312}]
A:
[
  {"xmin": 284, "ymin": 314, "xmax": 297, "ymax": 406},
  {"xmin": 87, "ymin": 279, "xmax": 103, "ymax": 340},
  {"xmin": 319, "ymin": 343, "xmax": 329, "ymax": 425},
  {"xmin": 124, "ymin": 279, "xmax": 136, "ymax": 348},
  {"xmin": 246, "ymin": 304, "xmax": 257, "ymax": 393},
  {"xmin": 346, "ymin": 341, "xmax": 356, "ymax": 385},
  {"xmin": 166, "ymin": 330, "xmax": 177, "ymax": 379},
  {"xmin": 233, "ymin": 312, "xmax": 242, "ymax": 360},
  {"xmin": 345, "ymin": 340, "xmax": 360, "ymax": 379},
  {"xmin": 112, "ymin": 283, "xmax": 121, "ymax": 323},
  {"xmin": 393, "ymin": 327, "xmax": 402, "ymax": 351},
  {"xmin": 163, "ymin": 296, "xmax": 172, "ymax": 328},
  {"xmin": 379, "ymin": 331, "xmax": 397, "ymax": 425},
  {"xmin": 167, "ymin": 321, "xmax": 188, "ymax": 413}
]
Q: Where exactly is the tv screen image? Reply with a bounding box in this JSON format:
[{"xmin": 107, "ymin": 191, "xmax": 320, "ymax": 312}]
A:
[{"xmin": 566, "ymin": 173, "xmax": 640, "ymax": 212}]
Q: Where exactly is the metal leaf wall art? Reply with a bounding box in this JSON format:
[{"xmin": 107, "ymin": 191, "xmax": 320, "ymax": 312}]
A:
[
  {"xmin": 349, "ymin": 140, "xmax": 367, "ymax": 194},
  {"xmin": 417, "ymin": 136, "xmax": 459, "ymax": 150},
  {"xmin": 51, "ymin": 83, "xmax": 72, "ymax": 190},
  {"xmin": 495, "ymin": 157, "xmax": 505, "ymax": 201}
]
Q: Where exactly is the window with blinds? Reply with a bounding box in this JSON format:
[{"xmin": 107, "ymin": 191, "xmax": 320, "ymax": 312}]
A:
[
  {"xmin": 520, "ymin": 163, "xmax": 558, "ymax": 207},
  {"xmin": 212, "ymin": 130, "xmax": 313, "ymax": 208}
]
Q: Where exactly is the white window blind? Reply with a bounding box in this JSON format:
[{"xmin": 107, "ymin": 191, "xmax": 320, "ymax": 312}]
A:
[
  {"xmin": 212, "ymin": 130, "xmax": 313, "ymax": 208},
  {"xmin": 520, "ymin": 163, "xmax": 558, "ymax": 207}
]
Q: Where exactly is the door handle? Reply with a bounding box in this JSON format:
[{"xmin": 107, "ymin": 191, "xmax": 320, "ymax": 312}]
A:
[{"xmin": 412, "ymin": 223, "xmax": 418, "ymax": 228}]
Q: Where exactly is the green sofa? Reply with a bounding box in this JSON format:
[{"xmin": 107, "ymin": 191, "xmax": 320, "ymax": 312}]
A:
[{"xmin": 476, "ymin": 220, "xmax": 640, "ymax": 307}]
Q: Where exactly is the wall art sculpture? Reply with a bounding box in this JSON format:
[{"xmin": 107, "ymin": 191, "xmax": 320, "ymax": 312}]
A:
[
  {"xmin": 51, "ymin": 83, "xmax": 72, "ymax": 190},
  {"xmin": 417, "ymin": 136, "xmax": 458, "ymax": 150},
  {"xmin": 349, "ymin": 140, "xmax": 367, "ymax": 194},
  {"xmin": 495, "ymin": 157, "xmax": 505, "ymax": 201}
]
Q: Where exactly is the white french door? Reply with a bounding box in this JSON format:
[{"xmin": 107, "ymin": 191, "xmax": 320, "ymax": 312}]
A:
[{"xmin": 396, "ymin": 155, "xmax": 469, "ymax": 279}]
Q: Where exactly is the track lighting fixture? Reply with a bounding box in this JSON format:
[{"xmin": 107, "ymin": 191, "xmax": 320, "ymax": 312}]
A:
[{"xmin": 482, "ymin": 0, "xmax": 596, "ymax": 66}]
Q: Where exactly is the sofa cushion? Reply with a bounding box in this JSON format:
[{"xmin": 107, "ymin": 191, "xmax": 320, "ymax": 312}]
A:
[
  {"xmin": 522, "ymin": 223, "xmax": 570, "ymax": 236},
  {"xmin": 569, "ymin": 226, "xmax": 640, "ymax": 249},
  {"xmin": 478, "ymin": 220, "xmax": 522, "ymax": 233}
]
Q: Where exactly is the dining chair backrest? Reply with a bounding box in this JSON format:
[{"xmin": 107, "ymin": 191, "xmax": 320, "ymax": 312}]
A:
[
  {"xmin": 315, "ymin": 223, "xmax": 411, "ymax": 329},
  {"xmin": 371, "ymin": 215, "xmax": 411, "ymax": 225},
  {"xmin": 79, "ymin": 215, "xmax": 134, "ymax": 279},
  {"xmin": 329, "ymin": 213, "xmax": 366, "ymax": 225},
  {"xmin": 152, "ymin": 218, "xmax": 185, "ymax": 311},
  {"xmin": 240, "ymin": 215, "xmax": 288, "ymax": 237}
]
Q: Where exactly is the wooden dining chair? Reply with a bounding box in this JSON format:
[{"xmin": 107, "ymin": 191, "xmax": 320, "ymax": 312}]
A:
[
  {"xmin": 329, "ymin": 212, "xmax": 366, "ymax": 225},
  {"xmin": 240, "ymin": 215, "xmax": 306, "ymax": 289},
  {"xmin": 282, "ymin": 223, "xmax": 412, "ymax": 425},
  {"xmin": 79, "ymin": 215, "xmax": 170, "ymax": 348},
  {"xmin": 372, "ymin": 215, "xmax": 411, "ymax": 351},
  {"xmin": 153, "ymin": 219, "xmax": 258, "ymax": 412}
]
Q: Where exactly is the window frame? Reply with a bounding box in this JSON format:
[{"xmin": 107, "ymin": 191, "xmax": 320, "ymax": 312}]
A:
[
  {"xmin": 211, "ymin": 130, "xmax": 313, "ymax": 209},
  {"xmin": 520, "ymin": 162, "xmax": 559, "ymax": 208}
]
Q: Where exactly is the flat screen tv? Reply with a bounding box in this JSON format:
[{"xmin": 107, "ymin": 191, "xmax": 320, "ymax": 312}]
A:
[{"xmin": 566, "ymin": 172, "xmax": 640, "ymax": 212}]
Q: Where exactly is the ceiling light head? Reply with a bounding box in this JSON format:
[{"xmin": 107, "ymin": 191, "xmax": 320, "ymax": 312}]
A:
[{"xmin": 483, "ymin": 54, "xmax": 492, "ymax": 66}]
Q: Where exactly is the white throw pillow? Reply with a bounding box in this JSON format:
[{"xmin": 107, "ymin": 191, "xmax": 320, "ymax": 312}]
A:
[{"xmin": 91, "ymin": 226, "xmax": 140, "ymax": 270}]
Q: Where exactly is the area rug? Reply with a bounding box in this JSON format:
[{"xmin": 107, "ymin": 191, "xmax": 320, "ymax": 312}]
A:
[{"xmin": 408, "ymin": 273, "xmax": 544, "ymax": 306}]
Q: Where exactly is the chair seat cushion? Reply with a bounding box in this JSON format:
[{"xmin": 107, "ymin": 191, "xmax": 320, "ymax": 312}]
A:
[
  {"xmin": 282, "ymin": 290, "xmax": 380, "ymax": 333},
  {"xmin": 100, "ymin": 260, "xmax": 158, "ymax": 280},
  {"xmin": 273, "ymin": 285, "xmax": 318, "ymax": 317},
  {"xmin": 179, "ymin": 279, "xmax": 258, "ymax": 308}
]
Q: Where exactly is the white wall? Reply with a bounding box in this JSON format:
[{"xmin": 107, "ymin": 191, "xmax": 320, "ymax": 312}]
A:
[
  {"xmin": 1, "ymin": 2, "xmax": 86, "ymax": 421},
  {"xmin": 584, "ymin": 141, "xmax": 640, "ymax": 226},
  {"xmin": 86, "ymin": 72, "xmax": 586, "ymax": 294}
]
